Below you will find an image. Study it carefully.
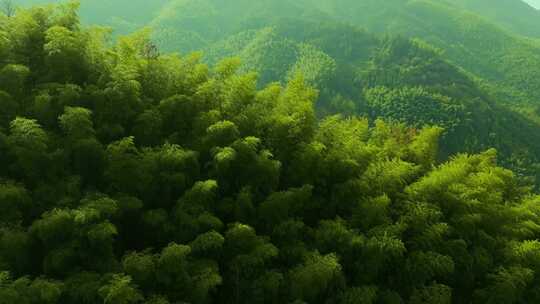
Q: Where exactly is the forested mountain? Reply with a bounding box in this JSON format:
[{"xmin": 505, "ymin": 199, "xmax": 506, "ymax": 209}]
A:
[
  {"xmin": 124, "ymin": 0, "xmax": 540, "ymax": 109},
  {"xmin": 309, "ymin": 0, "xmax": 540, "ymax": 107},
  {"xmin": 2, "ymin": 1, "xmax": 540, "ymax": 304},
  {"xmin": 110, "ymin": 0, "xmax": 540, "ymax": 185},
  {"xmin": 452, "ymin": 0, "xmax": 540, "ymax": 38}
]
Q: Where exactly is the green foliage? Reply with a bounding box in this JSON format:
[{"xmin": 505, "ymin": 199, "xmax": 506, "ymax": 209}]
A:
[
  {"xmin": 59, "ymin": 106, "xmax": 95, "ymax": 140},
  {"xmin": 114, "ymin": 0, "xmax": 540, "ymax": 188},
  {"xmin": 0, "ymin": 272, "xmax": 63, "ymax": 304},
  {"xmin": 0, "ymin": 181, "xmax": 30, "ymax": 223},
  {"xmin": 99, "ymin": 274, "xmax": 143, "ymax": 304},
  {"xmin": 364, "ymin": 86, "xmax": 463, "ymax": 131},
  {"xmin": 289, "ymin": 252, "xmax": 345, "ymax": 302},
  {"xmin": 0, "ymin": 3, "xmax": 540, "ymax": 304}
]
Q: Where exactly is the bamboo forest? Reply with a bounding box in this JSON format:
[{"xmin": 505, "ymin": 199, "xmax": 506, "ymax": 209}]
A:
[{"xmin": 2, "ymin": 0, "xmax": 540, "ymax": 303}]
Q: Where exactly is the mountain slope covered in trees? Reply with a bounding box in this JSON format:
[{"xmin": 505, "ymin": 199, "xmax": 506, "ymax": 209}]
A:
[
  {"xmin": 16, "ymin": 0, "xmax": 540, "ymax": 110},
  {"xmin": 2, "ymin": 2, "xmax": 540, "ymax": 304},
  {"xmin": 311, "ymin": 0, "xmax": 540, "ymax": 107},
  {"xmin": 60, "ymin": 0, "xmax": 540, "ymax": 184},
  {"xmin": 146, "ymin": 0, "xmax": 540, "ymax": 107},
  {"xmin": 200, "ymin": 20, "xmax": 540, "ymax": 176},
  {"xmin": 452, "ymin": 0, "xmax": 540, "ymax": 38}
]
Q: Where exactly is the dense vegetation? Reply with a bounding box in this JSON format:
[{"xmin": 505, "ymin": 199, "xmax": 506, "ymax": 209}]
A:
[
  {"xmin": 145, "ymin": 1, "xmax": 540, "ymax": 186},
  {"xmin": 74, "ymin": 0, "xmax": 540, "ymax": 185},
  {"xmin": 2, "ymin": 2, "xmax": 540, "ymax": 304},
  {"xmin": 452, "ymin": 0, "xmax": 540, "ymax": 37},
  {"xmin": 16, "ymin": 1, "xmax": 540, "ymax": 108},
  {"xmin": 135, "ymin": 0, "xmax": 540, "ymax": 106}
]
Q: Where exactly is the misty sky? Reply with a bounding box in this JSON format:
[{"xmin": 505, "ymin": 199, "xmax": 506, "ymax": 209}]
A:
[{"xmin": 524, "ymin": 0, "xmax": 540, "ymax": 8}]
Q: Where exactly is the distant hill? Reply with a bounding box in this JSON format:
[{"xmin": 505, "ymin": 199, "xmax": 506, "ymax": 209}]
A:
[
  {"xmin": 452, "ymin": 0, "xmax": 540, "ymax": 38},
  {"xmin": 301, "ymin": 0, "xmax": 540, "ymax": 106},
  {"xmin": 139, "ymin": 0, "xmax": 540, "ymax": 106}
]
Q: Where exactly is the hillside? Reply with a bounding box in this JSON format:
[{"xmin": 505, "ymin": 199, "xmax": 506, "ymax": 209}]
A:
[
  {"xmin": 452, "ymin": 0, "xmax": 540, "ymax": 38},
  {"xmin": 148, "ymin": 0, "xmax": 327, "ymax": 54},
  {"xmin": 303, "ymin": 0, "xmax": 540, "ymax": 106},
  {"xmin": 199, "ymin": 19, "xmax": 540, "ymax": 184},
  {"xmin": 138, "ymin": 0, "xmax": 540, "ymax": 108},
  {"xmin": 15, "ymin": 0, "xmax": 540, "ymax": 109}
]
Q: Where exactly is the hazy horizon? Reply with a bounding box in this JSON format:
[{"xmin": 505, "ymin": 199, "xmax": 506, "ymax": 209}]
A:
[{"xmin": 525, "ymin": 0, "xmax": 540, "ymax": 8}]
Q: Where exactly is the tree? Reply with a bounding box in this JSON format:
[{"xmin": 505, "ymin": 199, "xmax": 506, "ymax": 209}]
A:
[
  {"xmin": 59, "ymin": 107, "xmax": 95, "ymax": 141},
  {"xmin": 44, "ymin": 25, "xmax": 87, "ymax": 82},
  {"xmin": 0, "ymin": 0, "xmax": 14, "ymax": 18},
  {"xmin": 0, "ymin": 91, "xmax": 16, "ymax": 128},
  {"xmin": 0, "ymin": 65, "xmax": 30, "ymax": 102},
  {"xmin": 189, "ymin": 231, "xmax": 225, "ymax": 259},
  {"xmin": 69, "ymin": 138, "xmax": 106, "ymax": 185},
  {"xmin": 0, "ymin": 273, "xmax": 63, "ymax": 304},
  {"xmin": 104, "ymin": 137, "xmax": 146, "ymax": 194},
  {"xmin": 258, "ymin": 186, "xmax": 313, "ymax": 232},
  {"xmin": 8, "ymin": 117, "xmax": 49, "ymax": 182},
  {"xmin": 99, "ymin": 274, "xmax": 144, "ymax": 304},
  {"xmin": 410, "ymin": 284, "xmax": 452, "ymax": 304},
  {"xmin": 339, "ymin": 286, "xmax": 378, "ymax": 304},
  {"xmin": 210, "ymin": 137, "xmax": 281, "ymax": 196},
  {"xmin": 122, "ymin": 251, "xmax": 157, "ymax": 291},
  {"xmin": 289, "ymin": 252, "xmax": 345, "ymax": 302},
  {"xmin": 0, "ymin": 181, "xmax": 30, "ymax": 223},
  {"xmin": 155, "ymin": 242, "xmax": 222, "ymax": 303},
  {"xmin": 132, "ymin": 109, "xmax": 163, "ymax": 147},
  {"xmin": 140, "ymin": 143, "xmax": 200, "ymax": 208}
]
